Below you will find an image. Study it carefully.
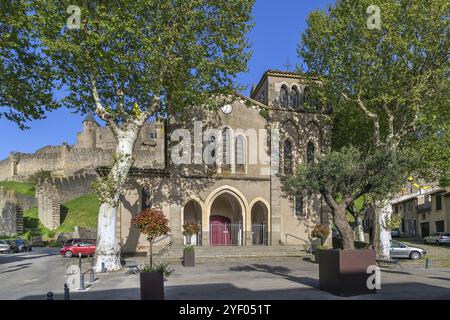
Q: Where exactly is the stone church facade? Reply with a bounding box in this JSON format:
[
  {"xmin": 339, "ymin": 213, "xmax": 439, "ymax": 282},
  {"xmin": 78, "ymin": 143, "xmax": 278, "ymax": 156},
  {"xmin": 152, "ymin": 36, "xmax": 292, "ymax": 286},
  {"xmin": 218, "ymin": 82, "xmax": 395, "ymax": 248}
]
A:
[
  {"xmin": 117, "ymin": 71, "xmax": 333, "ymax": 253},
  {"xmin": 0, "ymin": 70, "xmax": 332, "ymax": 251}
]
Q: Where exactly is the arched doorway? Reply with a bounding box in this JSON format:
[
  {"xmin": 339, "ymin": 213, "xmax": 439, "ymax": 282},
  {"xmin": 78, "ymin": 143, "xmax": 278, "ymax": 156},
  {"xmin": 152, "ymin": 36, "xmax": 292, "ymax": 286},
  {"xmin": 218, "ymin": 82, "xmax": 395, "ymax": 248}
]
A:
[
  {"xmin": 251, "ymin": 201, "xmax": 269, "ymax": 245},
  {"xmin": 209, "ymin": 192, "xmax": 243, "ymax": 246},
  {"xmin": 183, "ymin": 200, "xmax": 202, "ymax": 246}
]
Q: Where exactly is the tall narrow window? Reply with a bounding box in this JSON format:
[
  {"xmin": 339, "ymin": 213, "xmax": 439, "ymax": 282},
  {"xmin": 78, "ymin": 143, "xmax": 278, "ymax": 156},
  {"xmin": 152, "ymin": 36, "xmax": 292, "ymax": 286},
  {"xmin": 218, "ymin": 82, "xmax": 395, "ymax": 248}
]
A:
[
  {"xmin": 222, "ymin": 128, "xmax": 231, "ymax": 171},
  {"xmin": 302, "ymin": 86, "xmax": 310, "ymax": 106},
  {"xmin": 235, "ymin": 135, "xmax": 245, "ymax": 173},
  {"xmin": 436, "ymin": 195, "xmax": 442, "ymax": 210},
  {"xmin": 142, "ymin": 186, "xmax": 151, "ymax": 210},
  {"xmin": 283, "ymin": 140, "xmax": 293, "ymax": 174},
  {"xmin": 295, "ymin": 192, "xmax": 303, "ymax": 217},
  {"xmin": 290, "ymin": 86, "xmax": 299, "ymax": 109},
  {"xmin": 307, "ymin": 141, "xmax": 315, "ymax": 163},
  {"xmin": 280, "ymin": 85, "xmax": 289, "ymax": 107}
]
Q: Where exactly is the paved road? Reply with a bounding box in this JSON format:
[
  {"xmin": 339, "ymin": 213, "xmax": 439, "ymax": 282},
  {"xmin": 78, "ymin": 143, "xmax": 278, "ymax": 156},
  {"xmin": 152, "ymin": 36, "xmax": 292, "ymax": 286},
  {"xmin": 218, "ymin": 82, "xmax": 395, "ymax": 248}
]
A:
[
  {"xmin": 0, "ymin": 247, "xmax": 96, "ymax": 300},
  {"xmin": 2, "ymin": 250, "xmax": 450, "ymax": 300}
]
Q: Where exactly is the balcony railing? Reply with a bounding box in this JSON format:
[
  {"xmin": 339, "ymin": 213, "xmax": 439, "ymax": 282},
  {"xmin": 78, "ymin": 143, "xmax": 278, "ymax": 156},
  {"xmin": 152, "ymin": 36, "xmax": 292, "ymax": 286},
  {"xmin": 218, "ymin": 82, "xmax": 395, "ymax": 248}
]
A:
[{"xmin": 416, "ymin": 203, "xmax": 431, "ymax": 213}]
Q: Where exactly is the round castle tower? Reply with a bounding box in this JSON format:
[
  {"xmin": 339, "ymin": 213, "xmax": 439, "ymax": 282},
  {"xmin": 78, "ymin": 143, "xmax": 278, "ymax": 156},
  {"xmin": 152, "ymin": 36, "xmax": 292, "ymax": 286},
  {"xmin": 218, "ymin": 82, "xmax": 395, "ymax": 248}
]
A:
[{"xmin": 76, "ymin": 114, "xmax": 99, "ymax": 149}]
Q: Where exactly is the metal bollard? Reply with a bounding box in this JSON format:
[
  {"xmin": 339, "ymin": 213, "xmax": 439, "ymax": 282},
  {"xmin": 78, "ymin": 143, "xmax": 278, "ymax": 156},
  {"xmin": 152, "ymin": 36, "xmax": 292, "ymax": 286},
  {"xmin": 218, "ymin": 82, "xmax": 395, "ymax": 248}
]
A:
[
  {"xmin": 79, "ymin": 273, "xmax": 85, "ymax": 290},
  {"xmin": 102, "ymin": 262, "xmax": 106, "ymax": 273},
  {"xmin": 46, "ymin": 292, "xmax": 54, "ymax": 300},
  {"xmin": 64, "ymin": 284, "xmax": 70, "ymax": 300},
  {"xmin": 89, "ymin": 256, "xmax": 95, "ymax": 282},
  {"xmin": 426, "ymin": 258, "xmax": 430, "ymax": 269}
]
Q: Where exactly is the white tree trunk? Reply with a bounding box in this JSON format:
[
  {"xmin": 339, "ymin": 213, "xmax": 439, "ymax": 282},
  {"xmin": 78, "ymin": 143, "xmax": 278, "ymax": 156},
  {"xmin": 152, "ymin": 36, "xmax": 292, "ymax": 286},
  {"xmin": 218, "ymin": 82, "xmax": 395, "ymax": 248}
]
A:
[
  {"xmin": 95, "ymin": 130, "xmax": 139, "ymax": 272},
  {"xmin": 374, "ymin": 198, "xmax": 392, "ymax": 260},
  {"xmin": 95, "ymin": 202, "xmax": 121, "ymax": 272},
  {"xmin": 355, "ymin": 215, "xmax": 365, "ymax": 242}
]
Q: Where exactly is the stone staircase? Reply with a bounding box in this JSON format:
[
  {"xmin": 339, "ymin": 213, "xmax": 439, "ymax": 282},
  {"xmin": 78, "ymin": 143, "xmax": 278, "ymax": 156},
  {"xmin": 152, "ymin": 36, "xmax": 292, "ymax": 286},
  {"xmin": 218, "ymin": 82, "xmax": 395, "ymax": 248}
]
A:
[{"xmin": 157, "ymin": 245, "xmax": 308, "ymax": 260}]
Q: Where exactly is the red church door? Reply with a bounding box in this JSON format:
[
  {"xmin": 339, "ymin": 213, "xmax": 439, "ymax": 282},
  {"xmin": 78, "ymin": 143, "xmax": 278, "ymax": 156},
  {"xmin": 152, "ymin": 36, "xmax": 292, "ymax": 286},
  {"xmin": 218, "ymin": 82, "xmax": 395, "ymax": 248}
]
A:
[{"xmin": 210, "ymin": 216, "xmax": 232, "ymax": 246}]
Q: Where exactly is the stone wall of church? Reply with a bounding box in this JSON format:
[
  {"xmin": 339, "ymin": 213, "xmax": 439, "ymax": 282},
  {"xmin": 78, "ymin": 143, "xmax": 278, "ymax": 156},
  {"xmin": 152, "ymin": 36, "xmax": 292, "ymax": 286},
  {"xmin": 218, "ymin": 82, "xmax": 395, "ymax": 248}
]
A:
[{"xmin": 0, "ymin": 188, "xmax": 23, "ymax": 236}]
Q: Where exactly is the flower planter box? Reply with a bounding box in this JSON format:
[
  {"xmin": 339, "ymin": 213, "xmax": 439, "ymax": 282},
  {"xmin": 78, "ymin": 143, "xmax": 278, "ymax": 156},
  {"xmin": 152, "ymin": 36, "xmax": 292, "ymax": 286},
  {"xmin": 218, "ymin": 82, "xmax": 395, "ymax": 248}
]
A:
[
  {"xmin": 183, "ymin": 249, "xmax": 195, "ymax": 267},
  {"xmin": 140, "ymin": 272, "xmax": 164, "ymax": 300},
  {"xmin": 316, "ymin": 249, "xmax": 377, "ymax": 297}
]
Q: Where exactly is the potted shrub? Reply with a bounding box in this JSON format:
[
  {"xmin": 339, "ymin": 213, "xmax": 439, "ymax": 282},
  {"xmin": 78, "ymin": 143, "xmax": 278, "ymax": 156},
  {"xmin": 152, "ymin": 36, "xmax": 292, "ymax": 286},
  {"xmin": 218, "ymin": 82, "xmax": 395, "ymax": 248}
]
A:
[
  {"xmin": 182, "ymin": 223, "xmax": 199, "ymax": 267},
  {"xmin": 132, "ymin": 208, "xmax": 170, "ymax": 300}
]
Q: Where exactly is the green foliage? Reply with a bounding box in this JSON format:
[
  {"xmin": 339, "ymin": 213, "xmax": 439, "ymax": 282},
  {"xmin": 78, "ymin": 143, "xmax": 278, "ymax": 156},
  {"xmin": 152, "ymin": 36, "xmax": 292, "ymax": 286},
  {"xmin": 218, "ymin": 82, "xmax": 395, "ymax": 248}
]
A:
[
  {"xmin": 315, "ymin": 245, "xmax": 329, "ymax": 251},
  {"xmin": 0, "ymin": 0, "xmax": 57, "ymax": 128},
  {"xmin": 300, "ymin": 0, "xmax": 449, "ymax": 181},
  {"xmin": 31, "ymin": 0, "xmax": 255, "ymax": 118},
  {"xmin": 283, "ymin": 145, "xmax": 416, "ymax": 203},
  {"xmin": 332, "ymin": 237, "xmax": 369, "ymax": 250},
  {"xmin": 385, "ymin": 214, "xmax": 402, "ymax": 231},
  {"xmin": 27, "ymin": 170, "xmax": 52, "ymax": 185},
  {"xmin": 259, "ymin": 109, "xmax": 270, "ymax": 120},
  {"xmin": 140, "ymin": 262, "xmax": 174, "ymax": 278},
  {"xmin": 184, "ymin": 245, "xmax": 195, "ymax": 252},
  {"xmin": 0, "ymin": 181, "xmax": 35, "ymax": 196}
]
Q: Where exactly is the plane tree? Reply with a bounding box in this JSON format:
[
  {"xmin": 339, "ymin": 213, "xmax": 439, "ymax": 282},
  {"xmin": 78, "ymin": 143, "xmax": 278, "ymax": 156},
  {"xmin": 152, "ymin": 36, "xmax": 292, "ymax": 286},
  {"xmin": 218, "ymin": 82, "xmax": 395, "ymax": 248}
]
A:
[{"xmin": 32, "ymin": 0, "xmax": 255, "ymax": 271}]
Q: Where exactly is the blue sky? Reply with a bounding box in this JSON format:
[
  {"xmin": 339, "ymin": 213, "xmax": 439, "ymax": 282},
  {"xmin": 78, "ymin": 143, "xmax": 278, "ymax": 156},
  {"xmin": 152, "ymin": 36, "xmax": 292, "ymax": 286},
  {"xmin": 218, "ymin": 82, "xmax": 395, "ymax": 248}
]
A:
[{"xmin": 0, "ymin": 0, "xmax": 333, "ymax": 160}]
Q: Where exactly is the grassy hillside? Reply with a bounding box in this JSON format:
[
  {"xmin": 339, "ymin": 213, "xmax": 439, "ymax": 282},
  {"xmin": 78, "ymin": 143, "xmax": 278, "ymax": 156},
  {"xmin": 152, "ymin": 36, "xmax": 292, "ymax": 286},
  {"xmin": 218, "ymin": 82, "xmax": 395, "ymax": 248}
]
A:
[
  {"xmin": 23, "ymin": 193, "xmax": 99, "ymax": 237},
  {"xmin": 0, "ymin": 181, "xmax": 35, "ymax": 196}
]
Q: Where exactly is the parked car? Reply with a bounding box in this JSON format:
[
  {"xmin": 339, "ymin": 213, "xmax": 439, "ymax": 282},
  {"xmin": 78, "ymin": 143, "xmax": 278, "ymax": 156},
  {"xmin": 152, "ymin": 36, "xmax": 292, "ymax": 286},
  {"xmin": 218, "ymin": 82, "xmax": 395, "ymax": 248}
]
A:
[
  {"xmin": 390, "ymin": 240, "xmax": 426, "ymax": 260},
  {"xmin": 60, "ymin": 241, "xmax": 96, "ymax": 258},
  {"xmin": 0, "ymin": 240, "xmax": 13, "ymax": 254},
  {"xmin": 391, "ymin": 228, "xmax": 403, "ymax": 238},
  {"xmin": 423, "ymin": 232, "xmax": 450, "ymax": 245},
  {"xmin": 4, "ymin": 240, "xmax": 19, "ymax": 253},
  {"xmin": 15, "ymin": 239, "xmax": 32, "ymax": 252},
  {"xmin": 63, "ymin": 238, "xmax": 96, "ymax": 246}
]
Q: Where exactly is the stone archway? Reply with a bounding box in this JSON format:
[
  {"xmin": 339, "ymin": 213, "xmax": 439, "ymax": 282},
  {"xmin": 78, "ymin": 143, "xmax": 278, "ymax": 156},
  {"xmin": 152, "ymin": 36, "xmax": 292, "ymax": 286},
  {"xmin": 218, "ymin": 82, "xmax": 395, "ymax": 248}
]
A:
[
  {"xmin": 251, "ymin": 201, "xmax": 269, "ymax": 245},
  {"xmin": 183, "ymin": 200, "xmax": 202, "ymax": 245},
  {"xmin": 209, "ymin": 192, "xmax": 244, "ymax": 246}
]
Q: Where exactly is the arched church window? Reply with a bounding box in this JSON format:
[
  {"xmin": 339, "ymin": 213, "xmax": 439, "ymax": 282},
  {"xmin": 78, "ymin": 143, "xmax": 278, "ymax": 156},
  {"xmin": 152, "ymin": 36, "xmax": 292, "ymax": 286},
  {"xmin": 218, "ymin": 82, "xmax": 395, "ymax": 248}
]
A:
[
  {"xmin": 222, "ymin": 128, "xmax": 231, "ymax": 171},
  {"xmin": 235, "ymin": 135, "xmax": 245, "ymax": 173},
  {"xmin": 283, "ymin": 140, "xmax": 293, "ymax": 175},
  {"xmin": 280, "ymin": 85, "xmax": 289, "ymax": 107},
  {"xmin": 290, "ymin": 86, "xmax": 299, "ymax": 109},
  {"xmin": 307, "ymin": 141, "xmax": 315, "ymax": 163}
]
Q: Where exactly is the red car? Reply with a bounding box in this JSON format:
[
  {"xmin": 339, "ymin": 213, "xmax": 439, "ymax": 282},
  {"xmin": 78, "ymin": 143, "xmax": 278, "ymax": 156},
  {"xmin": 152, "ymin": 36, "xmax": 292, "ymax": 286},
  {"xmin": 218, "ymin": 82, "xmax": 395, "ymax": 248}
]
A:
[{"xmin": 60, "ymin": 241, "xmax": 96, "ymax": 258}]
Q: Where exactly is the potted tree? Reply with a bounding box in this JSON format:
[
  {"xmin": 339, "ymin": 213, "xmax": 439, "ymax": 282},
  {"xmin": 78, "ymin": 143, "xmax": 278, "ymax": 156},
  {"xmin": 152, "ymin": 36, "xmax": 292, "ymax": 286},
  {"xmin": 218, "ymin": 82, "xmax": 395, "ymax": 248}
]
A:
[
  {"xmin": 132, "ymin": 208, "xmax": 171, "ymax": 300},
  {"xmin": 311, "ymin": 224, "xmax": 330, "ymax": 263},
  {"xmin": 182, "ymin": 223, "xmax": 199, "ymax": 267},
  {"xmin": 283, "ymin": 146, "xmax": 411, "ymax": 296}
]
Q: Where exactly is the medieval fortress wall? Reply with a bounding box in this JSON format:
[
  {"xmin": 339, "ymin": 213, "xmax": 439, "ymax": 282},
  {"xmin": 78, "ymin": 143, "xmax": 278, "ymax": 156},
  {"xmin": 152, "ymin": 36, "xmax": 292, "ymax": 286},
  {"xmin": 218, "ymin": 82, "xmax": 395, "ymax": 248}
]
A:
[
  {"xmin": 0, "ymin": 117, "xmax": 165, "ymax": 231},
  {"xmin": 0, "ymin": 188, "xmax": 23, "ymax": 236}
]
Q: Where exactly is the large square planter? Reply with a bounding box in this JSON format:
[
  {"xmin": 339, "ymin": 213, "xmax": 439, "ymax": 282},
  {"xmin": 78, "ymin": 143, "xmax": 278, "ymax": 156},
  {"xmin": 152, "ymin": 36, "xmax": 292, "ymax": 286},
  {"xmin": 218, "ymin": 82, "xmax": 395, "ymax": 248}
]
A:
[
  {"xmin": 140, "ymin": 272, "xmax": 164, "ymax": 300},
  {"xmin": 183, "ymin": 249, "xmax": 195, "ymax": 267},
  {"xmin": 316, "ymin": 249, "xmax": 377, "ymax": 297}
]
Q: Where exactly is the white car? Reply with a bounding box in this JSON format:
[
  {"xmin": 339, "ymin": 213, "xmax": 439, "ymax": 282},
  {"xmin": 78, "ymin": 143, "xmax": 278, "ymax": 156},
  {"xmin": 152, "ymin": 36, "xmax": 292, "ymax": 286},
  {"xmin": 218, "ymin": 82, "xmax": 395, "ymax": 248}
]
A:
[
  {"xmin": 423, "ymin": 232, "xmax": 450, "ymax": 245},
  {"xmin": 390, "ymin": 240, "xmax": 426, "ymax": 260}
]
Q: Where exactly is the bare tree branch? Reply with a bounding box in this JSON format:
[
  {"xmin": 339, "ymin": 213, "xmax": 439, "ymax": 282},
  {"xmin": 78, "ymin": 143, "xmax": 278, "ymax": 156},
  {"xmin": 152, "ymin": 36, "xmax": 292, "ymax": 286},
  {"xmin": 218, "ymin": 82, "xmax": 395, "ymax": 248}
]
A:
[{"xmin": 90, "ymin": 74, "xmax": 121, "ymax": 137}]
